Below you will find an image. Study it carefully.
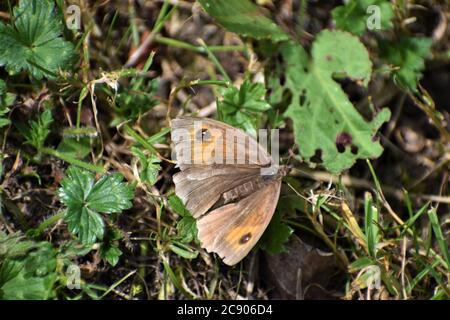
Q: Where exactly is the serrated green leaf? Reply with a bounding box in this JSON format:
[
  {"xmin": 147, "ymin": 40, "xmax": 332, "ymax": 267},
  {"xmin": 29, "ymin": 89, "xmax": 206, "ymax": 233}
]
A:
[
  {"xmin": 197, "ymin": 0, "xmax": 288, "ymax": 42},
  {"xmin": 99, "ymin": 227, "xmax": 123, "ymax": 266},
  {"xmin": 0, "ymin": 242, "xmax": 57, "ymax": 300},
  {"xmin": 332, "ymin": 0, "xmax": 394, "ymax": 35},
  {"xmin": 169, "ymin": 195, "xmax": 198, "ymax": 243},
  {"xmin": 0, "ymin": 231, "xmax": 37, "ymax": 260},
  {"xmin": 131, "ymin": 147, "xmax": 161, "ymax": 186},
  {"xmin": 65, "ymin": 206, "xmax": 105, "ymax": 244},
  {"xmin": 18, "ymin": 108, "xmax": 53, "ymax": 151},
  {"xmin": 0, "ymin": 79, "xmax": 14, "ymax": 129},
  {"xmin": 0, "ymin": 0, "xmax": 75, "ymax": 79},
  {"xmin": 218, "ymin": 80, "xmax": 271, "ymax": 136},
  {"xmin": 87, "ymin": 174, "xmax": 134, "ymax": 213},
  {"xmin": 259, "ymin": 211, "xmax": 293, "ymax": 255},
  {"xmin": 379, "ymin": 36, "xmax": 432, "ymax": 92},
  {"xmin": 58, "ymin": 167, "xmax": 134, "ymax": 245},
  {"xmin": 115, "ymin": 78, "xmax": 159, "ymax": 121},
  {"xmin": 176, "ymin": 215, "xmax": 198, "ymax": 244},
  {"xmin": 273, "ymin": 31, "xmax": 390, "ymax": 173},
  {"xmin": 100, "ymin": 244, "xmax": 122, "ymax": 267}
]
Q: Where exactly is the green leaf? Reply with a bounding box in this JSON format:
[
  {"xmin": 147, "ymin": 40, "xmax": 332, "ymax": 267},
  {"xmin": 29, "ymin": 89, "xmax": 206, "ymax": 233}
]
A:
[
  {"xmin": 364, "ymin": 192, "xmax": 380, "ymax": 258},
  {"xmin": 379, "ymin": 36, "xmax": 432, "ymax": 92},
  {"xmin": 218, "ymin": 80, "xmax": 271, "ymax": 136},
  {"xmin": 17, "ymin": 108, "xmax": 53, "ymax": 152},
  {"xmin": 0, "ymin": 231, "xmax": 37, "ymax": 260},
  {"xmin": 0, "ymin": 241, "xmax": 57, "ymax": 300},
  {"xmin": 427, "ymin": 208, "xmax": 450, "ymax": 270},
  {"xmin": 57, "ymin": 137, "xmax": 92, "ymax": 159},
  {"xmin": 0, "ymin": 0, "xmax": 75, "ymax": 79},
  {"xmin": 169, "ymin": 242, "xmax": 199, "ymax": 260},
  {"xmin": 273, "ymin": 31, "xmax": 390, "ymax": 173},
  {"xmin": 348, "ymin": 257, "xmax": 376, "ymax": 273},
  {"xmin": 58, "ymin": 241, "xmax": 92, "ymax": 261},
  {"xmin": 259, "ymin": 211, "xmax": 293, "ymax": 255},
  {"xmin": 176, "ymin": 215, "xmax": 198, "ymax": 244},
  {"xmin": 130, "ymin": 147, "xmax": 161, "ymax": 186},
  {"xmin": 100, "ymin": 245, "xmax": 122, "ymax": 267},
  {"xmin": 332, "ymin": 0, "xmax": 394, "ymax": 35},
  {"xmin": 115, "ymin": 78, "xmax": 159, "ymax": 122},
  {"xmin": 58, "ymin": 166, "xmax": 135, "ymax": 245},
  {"xmin": 197, "ymin": 0, "xmax": 288, "ymax": 42},
  {"xmin": 168, "ymin": 194, "xmax": 191, "ymax": 217},
  {"xmin": 0, "ymin": 79, "xmax": 15, "ymax": 128},
  {"xmin": 169, "ymin": 195, "xmax": 198, "ymax": 244},
  {"xmin": 99, "ymin": 227, "xmax": 123, "ymax": 266}
]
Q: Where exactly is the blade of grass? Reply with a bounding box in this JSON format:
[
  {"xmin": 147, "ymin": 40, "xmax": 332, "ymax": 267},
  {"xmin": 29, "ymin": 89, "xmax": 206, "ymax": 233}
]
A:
[
  {"xmin": 161, "ymin": 257, "xmax": 194, "ymax": 299},
  {"xmin": 364, "ymin": 192, "xmax": 380, "ymax": 258},
  {"xmin": 42, "ymin": 147, "xmax": 105, "ymax": 173},
  {"xmin": 427, "ymin": 208, "xmax": 450, "ymax": 269},
  {"xmin": 197, "ymin": 38, "xmax": 231, "ymax": 83}
]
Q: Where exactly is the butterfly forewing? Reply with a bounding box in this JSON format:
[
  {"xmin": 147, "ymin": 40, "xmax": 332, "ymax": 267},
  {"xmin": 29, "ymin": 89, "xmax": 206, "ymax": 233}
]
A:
[{"xmin": 171, "ymin": 117, "xmax": 272, "ymax": 169}]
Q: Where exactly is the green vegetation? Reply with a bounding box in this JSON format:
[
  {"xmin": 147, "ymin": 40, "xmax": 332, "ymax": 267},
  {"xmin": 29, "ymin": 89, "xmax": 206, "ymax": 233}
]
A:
[{"xmin": 0, "ymin": 0, "xmax": 448, "ymax": 300}]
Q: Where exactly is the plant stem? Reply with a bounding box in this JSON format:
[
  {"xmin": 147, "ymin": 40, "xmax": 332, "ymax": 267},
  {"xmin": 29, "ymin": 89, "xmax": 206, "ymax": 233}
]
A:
[
  {"xmin": 123, "ymin": 124, "xmax": 157, "ymax": 154},
  {"xmin": 154, "ymin": 35, "xmax": 244, "ymax": 53}
]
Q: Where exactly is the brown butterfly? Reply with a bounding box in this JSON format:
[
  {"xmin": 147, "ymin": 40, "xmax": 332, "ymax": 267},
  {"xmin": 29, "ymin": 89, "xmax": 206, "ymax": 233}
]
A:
[{"xmin": 170, "ymin": 116, "xmax": 285, "ymax": 265}]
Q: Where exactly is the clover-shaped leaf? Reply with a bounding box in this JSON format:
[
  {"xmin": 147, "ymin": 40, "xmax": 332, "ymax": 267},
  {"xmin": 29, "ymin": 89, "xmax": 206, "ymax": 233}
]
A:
[
  {"xmin": 58, "ymin": 167, "xmax": 134, "ymax": 245},
  {"xmin": 270, "ymin": 30, "xmax": 391, "ymax": 173},
  {"xmin": 0, "ymin": 0, "xmax": 75, "ymax": 79}
]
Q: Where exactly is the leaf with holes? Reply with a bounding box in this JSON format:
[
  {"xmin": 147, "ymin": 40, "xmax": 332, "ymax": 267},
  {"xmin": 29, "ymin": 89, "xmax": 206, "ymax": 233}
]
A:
[
  {"xmin": 269, "ymin": 30, "xmax": 390, "ymax": 173},
  {"xmin": 198, "ymin": 0, "xmax": 288, "ymax": 42}
]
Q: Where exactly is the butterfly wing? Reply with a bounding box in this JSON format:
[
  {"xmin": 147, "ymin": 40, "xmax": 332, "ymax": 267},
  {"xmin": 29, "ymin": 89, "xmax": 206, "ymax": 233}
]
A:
[
  {"xmin": 173, "ymin": 165, "xmax": 263, "ymax": 218},
  {"xmin": 197, "ymin": 181, "xmax": 282, "ymax": 265},
  {"xmin": 171, "ymin": 117, "xmax": 272, "ymax": 170},
  {"xmin": 170, "ymin": 116, "xmax": 282, "ymax": 265}
]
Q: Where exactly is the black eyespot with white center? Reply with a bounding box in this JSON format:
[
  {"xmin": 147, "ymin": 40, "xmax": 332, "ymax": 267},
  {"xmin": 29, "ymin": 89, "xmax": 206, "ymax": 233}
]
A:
[
  {"xmin": 239, "ymin": 232, "xmax": 252, "ymax": 244},
  {"xmin": 195, "ymin": 128, "xmax": 211, "ymax": 141}
]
